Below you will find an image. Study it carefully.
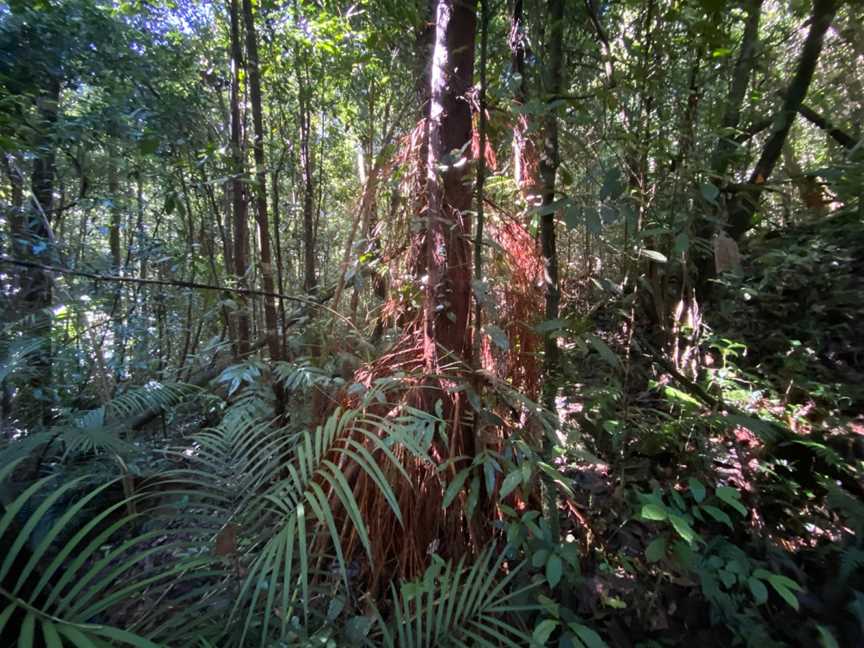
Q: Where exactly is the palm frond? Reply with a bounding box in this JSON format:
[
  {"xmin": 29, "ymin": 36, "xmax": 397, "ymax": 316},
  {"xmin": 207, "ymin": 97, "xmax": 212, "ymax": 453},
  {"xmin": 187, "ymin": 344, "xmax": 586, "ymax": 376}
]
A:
[
  {"xmin": 227, "ymin": 405, "xmax": 413, "ymax": 646},
  {"xmin": 0, "ymin": 460, "xmax": 171, "ymax": 647},
  {"xmin": 379, "ymin": 544, "xmax": 534, "ymax": 648},
  {"xmin": 273, "ymin": 358, "xmax": 331, "ymax": 392}
]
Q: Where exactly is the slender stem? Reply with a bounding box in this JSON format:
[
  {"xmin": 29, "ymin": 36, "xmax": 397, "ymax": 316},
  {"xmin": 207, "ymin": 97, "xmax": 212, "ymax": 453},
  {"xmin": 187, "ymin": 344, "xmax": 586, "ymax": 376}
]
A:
[{"xmin": 473, "ymin": 0, "xmax": 488, "ymax": 366}]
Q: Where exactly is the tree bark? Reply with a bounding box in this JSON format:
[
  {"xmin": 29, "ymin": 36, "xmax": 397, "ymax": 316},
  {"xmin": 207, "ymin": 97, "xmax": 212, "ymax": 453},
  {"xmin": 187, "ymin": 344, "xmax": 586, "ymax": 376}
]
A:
[
  {"xmin": 710, "ymin": 0, "xmax": 764, "ymax": 178},
  {"xmin": 293, "ymin": 16, "xmax": 317, "ymax": 294},
  {"xmin": 538, "ymin": 0, "xmax": 564, "ymax": 543},
  {"xmin": 472, "ymin": 0, "xmax": 488, "ymax": 366},
  {"xmin": 423, "ymin": 0, "xmax": 477, "ymax": 369},
  {"xmin": 229, "ymin": 0, "xmax": 251, "ymax": 354},
  {"xmin": 405, "ymin": 0, "xmax": 437, "ymax": 278},
  {"xmin": 242, "ymin": 0, "xmax": 281, "ymax": 365},
  {"xmin": 510, "ymin": 0, "xmax": 542, "ymax": 202},
  {"xmin": 539, "ymin": 0, "xmax": 563, "ymax": 377},
  {"xmin": 727, "ymin": 0, "xmax": 837, "ymax": 240},
  {"xmin": 24, "ymin": 75, "xmax": 61, "ymax": 423}
]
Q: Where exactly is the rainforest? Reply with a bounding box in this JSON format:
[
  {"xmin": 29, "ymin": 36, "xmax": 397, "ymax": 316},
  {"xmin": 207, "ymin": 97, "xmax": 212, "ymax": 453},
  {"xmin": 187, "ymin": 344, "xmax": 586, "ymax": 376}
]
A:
[{"xmin": 0, "ymin": 0, "xmax": 862, "ymax": 646}]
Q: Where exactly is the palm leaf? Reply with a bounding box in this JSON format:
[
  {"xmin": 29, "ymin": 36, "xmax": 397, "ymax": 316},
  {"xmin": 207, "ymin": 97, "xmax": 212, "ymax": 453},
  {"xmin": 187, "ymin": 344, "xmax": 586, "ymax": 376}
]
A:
[
  {"xmin": 0, "ymin": 474, "xmax": 170, "ymax": 647},
  {"xmin": 380, "ymin": 544, "xmax": 535, "ymax": 648}
]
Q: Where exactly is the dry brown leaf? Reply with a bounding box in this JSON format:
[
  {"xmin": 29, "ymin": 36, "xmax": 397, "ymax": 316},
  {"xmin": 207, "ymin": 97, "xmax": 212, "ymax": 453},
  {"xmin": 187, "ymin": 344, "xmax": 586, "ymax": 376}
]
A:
[{"xmin": 214, "ymin": 523, "xmax": 239, "ymax": 556}]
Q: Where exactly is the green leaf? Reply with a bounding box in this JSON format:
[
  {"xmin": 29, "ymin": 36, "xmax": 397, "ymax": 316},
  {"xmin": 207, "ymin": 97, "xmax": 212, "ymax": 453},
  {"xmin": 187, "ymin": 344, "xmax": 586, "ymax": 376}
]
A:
[
  {"xmin": 688, "ymin": 478, "xmax": 706, "ymax": 503},
  {"xmin": 673, "ymin": 232, "xmax": 690, "ymax": 256},
  {"xmin": 563, "ymin": 206, "xmax": 582, "ymax": 230},
  {"xmin": 57, "ymin": 624, "xmax": 99, "ymax": 647},
  {"xmin": 41, "ymin": 622, "xmax": 63, "ymax": 648},
  {"xmin": 640, "ymin": 503, "xmax": 667, "ymax": 521},
  {"xmin": 715, "ymin": 486, "xmax": 747, "ymax": 516},
  {"xmin": 748, "ymin": 576, "xmax": 768, "ymax": 605},
  {"xmin": 535, "ymin": 318, "xmax": 569, "ymax": 334},
  {"xmin": 89, "ymin": 626, "xmax": 164, "ymax": 648},
  {"xmin": 770, "ymin": 579, "xmax": 800, "ymax": 610},
  {"xmin": 700, "ymin": 182, "xmax": 720, "ymax": 204},
  {"xmin": 442, "ymin": 468, "xmax": 471, "ymax": 509},
  {"xmin": 466, "ymin": 475, "xmax": 481, "ymax": 517},
  {"xmin": 645, "ymin": 536, "xmax": 667, "ymax": 562},
  {"xmin": 532, "ymin": 549, "xmax": 550, "ymax": 568},
  {"xmin": 754, "ymin": 571, "xmax": 802, "ymax": 610},
  {"xmin": 702, "ymin": 505, "xmax": 733, "ymax": 529},
  {"xmin": 546, "ymin": 554, "xmax": 563, "ymax": 588},
  {"xmin": 327, "ymin": 596, "xmax": 345, "ymax": 622},
  {"xmin": 663, "ymin": 386, "xmax": 701, "ymax": 409},
  {"xmin": 569, "ymin": 623, "xmax": 608, "ymax": 648},
  {"xmin": 817, "ymin": 625, "xmax": 840, "ymax": 648},
  {"xmin": 344, "ymin": 615, "xmax": 374, "ymax": 644},
  {"xmin": 639, "ymin": 249, "xmax": 667, "ymax": 263},
  {"xmin": 532, "ymin": 619, "xmax": 558, "ymax": 646},
  {"xmin": 587, "ymin": 334, "xmax": 620, "ymax": 368},
  {"xmin": 0, "ymin": 604, "xmax": 15, "ymax": 638},
  {"xmin": 669, "ymin": 514, "xmax": 697, "ymax": 544},
  {"xmin": 499, "ymin": 470, "xmax": 523, "ymax": 499},
  {"xmin": 19, "ymin": 612, "xmax": 35, "ymax": 648}
]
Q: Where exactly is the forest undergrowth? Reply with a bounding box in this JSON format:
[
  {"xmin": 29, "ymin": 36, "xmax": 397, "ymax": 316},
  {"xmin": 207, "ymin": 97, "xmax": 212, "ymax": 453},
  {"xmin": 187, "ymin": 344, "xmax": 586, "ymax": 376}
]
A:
[
  {"xmin": 1, "ymin": 207, "xmax": 862, "ymax": 647},
  {"xmin": 1, "ymin": 0, "xmax": 863, "ymax": 646}
]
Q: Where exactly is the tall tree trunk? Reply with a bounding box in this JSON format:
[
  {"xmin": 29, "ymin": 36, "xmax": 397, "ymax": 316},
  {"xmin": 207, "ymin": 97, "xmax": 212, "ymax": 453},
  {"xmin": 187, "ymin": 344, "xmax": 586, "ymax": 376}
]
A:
[
  {"xmin": 242, "ymin": 0, "xmax": 281, "ymax": 365},
  {"xmin": 710, "ymin": 0, "xmax": 764, "ymax": 178},
  {"xmin": 727, "ymin": 0, "xmax": 837, "ymax": 240},
  {"xmin": 24, "ymin": 75, "xmax": 60, "ymax": 423},
  {"xmin": 271, "ymin": 159, "xmax": 288, "ymax": 356},
  {"xmin": 229, "ymin": 0, "xmax": 251, "ymax": 354},
  {"xmin": 510, "ymin": 0, "xmax": 539, "ymax": 200},
  {"xmin": 423, "ymin": 0, "xmax": 477, "ymax": 370},
  {"xmin": 294, "ymin": 23, "xmax": 317, "ymax": 294},
  {"xmin": 405, "ymin": 0, "xmax": 437, "ymax": 277},
  {"xmin": 108, "ymin": 145, "xmax": 122, "ymax": 272},
  {"xmin": 538, "ymin": 0, "xmax": 564, "ymax": 543},
  {"xmin": 472, "ymin": 0, "xmax": 488, "ymax": 365},
  {"xmin": 107, "ymin": 143, "xmax": 125, "ymax": 383},
  {"xmin": 2, "ymin": 154, "xmax": 24, "ymax": 260}
]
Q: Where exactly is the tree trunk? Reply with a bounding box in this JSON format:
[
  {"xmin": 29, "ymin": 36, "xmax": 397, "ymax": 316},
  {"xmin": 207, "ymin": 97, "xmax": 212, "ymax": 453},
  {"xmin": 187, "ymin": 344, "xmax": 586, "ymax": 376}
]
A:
[
  {"xmin": 510, "ymin": 0, "xmax": 539, "ymax": 201},
  {"xmin": 710, "ymin": 0, "xmax": 764, "ymax": 178},
  {"xmin": 538, "ymin": 0, "xmax": 564, "ymax": 543},
  {"xmin": 727, "ymin": 0, "xmax": 837, "ymax": 240},
  {"xmin": 242, "ymin": 0, "xmax": 281, "ymax": 365},
  {"xmin": 472, "ymin": 0, "xmax": 488, "ymax": 366},
  {"xmin": 24, "ymin": 75, "xmax": 61, "ymax": 423},
  {"xmin": 294, "ymin": 22, "xmax": 317, "ymax": 294},
  {"xmin": 423, "ymin": 0, "xmax": 477, "ymax": 370},
  {"xmin": 539, "ymin": 0, "xmax": 564, "ymax": 378},
  {"xmin": 229, "ymin": 0, "xmax": 251, "ymax": 355},
  {"xmin": 108, "ymin": 145, "xmax": 122, "ymax": 271},
  {"xmin": 405, "ymin": 0, "xmax": 437, "ymax": 278}
]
